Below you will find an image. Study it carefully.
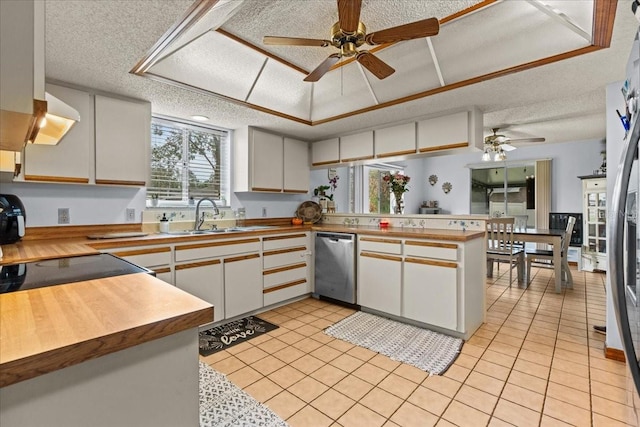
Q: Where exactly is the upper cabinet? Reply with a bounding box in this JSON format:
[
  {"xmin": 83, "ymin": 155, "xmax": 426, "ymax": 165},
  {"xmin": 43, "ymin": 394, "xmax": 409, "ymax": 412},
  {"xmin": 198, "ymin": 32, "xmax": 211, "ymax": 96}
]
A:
[
  {"xmin": 417, "ymin": 111, "xmax": 469, "ymax": 152},
  {"xmin": 235, "ymin": 127, "xmax": 309, "ymax": 193},
  {"xmin": 0, "ymin": 0, "xmax": 45, "ymax": 151},
  {"xmin": 95, "ymin": 95, "xmax": 150, "ymax": 186},
  {"xmin": 375, "ymin": 123, "xmax": 416, "ymax": 158},
  {"xmin": 311, "ymin": 138, "xmax": 339, "ymax": 166},
  {"xmin": 24, "ymin": 84, "xmax": 93, "ymax": 183},
  {"xmin": 340, "ymin": 131, "xmax": 374, "ymax": 163}
]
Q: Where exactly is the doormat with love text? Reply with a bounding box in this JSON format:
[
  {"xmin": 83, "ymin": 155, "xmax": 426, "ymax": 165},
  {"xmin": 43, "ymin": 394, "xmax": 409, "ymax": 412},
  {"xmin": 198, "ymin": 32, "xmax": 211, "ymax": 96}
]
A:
[{"xmin": 198, "ymin": 316, "xmax": 279, "ymax": 356}]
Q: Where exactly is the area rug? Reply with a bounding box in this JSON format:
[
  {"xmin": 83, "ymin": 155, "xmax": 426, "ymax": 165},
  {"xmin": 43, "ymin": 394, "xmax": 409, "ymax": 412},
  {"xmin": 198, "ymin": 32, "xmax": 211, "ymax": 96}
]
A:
[
  {"xmin": 324, "ymin": 311, "xmax": 463, "ymax": 375},
  {"xmin": 199, "ymin": 362, "xmax": 288, "ymax": 427},
  {"xmin": 199, "ymin": 316, "xmax": 279, "ymax": 356}
]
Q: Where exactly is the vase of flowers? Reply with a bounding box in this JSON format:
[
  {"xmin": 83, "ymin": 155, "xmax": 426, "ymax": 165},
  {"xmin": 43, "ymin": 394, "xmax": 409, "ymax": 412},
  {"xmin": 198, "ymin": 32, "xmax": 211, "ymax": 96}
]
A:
[{"xmin": 383, "ymin": 172, "xmax": 410, "ymax": 214}]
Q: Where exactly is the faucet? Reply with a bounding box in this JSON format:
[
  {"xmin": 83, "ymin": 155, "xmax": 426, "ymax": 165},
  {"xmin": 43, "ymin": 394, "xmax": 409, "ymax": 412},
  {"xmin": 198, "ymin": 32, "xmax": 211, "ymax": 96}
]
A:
[{"xmin": 194, "ymin": 198, "xmax": 220, "ymax": 230}]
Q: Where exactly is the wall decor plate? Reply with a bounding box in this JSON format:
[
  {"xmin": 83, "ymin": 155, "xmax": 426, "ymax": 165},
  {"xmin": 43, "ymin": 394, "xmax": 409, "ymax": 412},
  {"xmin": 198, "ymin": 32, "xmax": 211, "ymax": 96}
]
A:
[
  {"xmin": 428, "ymin": 174, "xmax": 438, "ymax": 186},
  {"xmin": 442, "ymin": 182, "xmax": 452, "ymax": 194},
  {"xmin": 296, "ymin": 200, "xmax": 323, "ymax": 223}
]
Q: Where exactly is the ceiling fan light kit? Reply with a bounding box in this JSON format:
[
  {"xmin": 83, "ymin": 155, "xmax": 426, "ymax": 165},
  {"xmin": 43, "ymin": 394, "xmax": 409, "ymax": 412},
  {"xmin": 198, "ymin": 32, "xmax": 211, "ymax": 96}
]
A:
[
  {"xmin": 263, "ymin": 0, "xmax": 439, "ymax": 82},
  {"xmin": 482, "ymin": 127, "xmax": 545, "ymax": 161}
]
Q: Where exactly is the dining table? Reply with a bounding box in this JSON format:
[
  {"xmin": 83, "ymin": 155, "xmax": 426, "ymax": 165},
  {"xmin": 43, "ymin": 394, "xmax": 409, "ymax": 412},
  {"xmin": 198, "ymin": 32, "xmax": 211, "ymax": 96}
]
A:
[{"xmin": 512, "ymin": 228, "xmax": 566, "ymax": 293}]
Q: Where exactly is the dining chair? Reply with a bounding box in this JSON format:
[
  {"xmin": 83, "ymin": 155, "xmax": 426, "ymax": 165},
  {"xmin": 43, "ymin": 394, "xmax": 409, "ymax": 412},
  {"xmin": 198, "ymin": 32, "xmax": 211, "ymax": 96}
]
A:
[
  {"xmin": 525, "ymin": 216, "xmax": 576, "ymax": 288},
  {"xmin": 486, "ymin": 217, "xmax": 525, "ymax": 286}
]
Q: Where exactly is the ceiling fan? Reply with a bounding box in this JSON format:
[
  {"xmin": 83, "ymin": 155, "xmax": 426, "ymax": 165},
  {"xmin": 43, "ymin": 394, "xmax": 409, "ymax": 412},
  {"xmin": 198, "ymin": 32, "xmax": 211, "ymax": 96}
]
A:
[
  {"xmin": 263, "ymin": 0, "xmax": 440, "ymax": 82},
  {"xmin": 482, "ymin": 128, "xmax": 545, "ymax": 161}
]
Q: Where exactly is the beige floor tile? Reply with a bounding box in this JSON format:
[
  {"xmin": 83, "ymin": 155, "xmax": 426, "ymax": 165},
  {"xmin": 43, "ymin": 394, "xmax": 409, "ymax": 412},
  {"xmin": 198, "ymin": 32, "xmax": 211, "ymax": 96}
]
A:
[
  {"xmin": 467, "ymin": 335, "xmax": 492, "ymax": 348},
  {"xmin": 352, "ymin": 363, "xmax": 391, "ymax": 385},
  {"xmin": 590, "ymin": 366, "xmax": 627, "ymax": 388},
  {"xmin": 393, "ymin": 363, "xmax": 429, "ymax": 383},
  {"xmin": 257, "ymin": 338, "xmax": 289, "ymax": 354},
  {"xmin": 549, "ymin": 367, "xmax": 590, "ymax": 392},
  {"xmin": 334, "ymin": 375, "xmax": 375, "ymax": 401},
  {"xmin": 311, "ymin": 363, "xmax": 349, "ymax": 387},
  {"xmin": 389, "ymin": 401, "xmax": 439, "ymax": 427},
  {"xmin": 227, "ymin": 365, "xmax": 263, "ymax": 388},
  {"xmin": 225, "ymin": 341, "xmax": 254, "ymax": 355},
  {"xmin": 543, "ymin": 396, "xmax": 591, "ymax": 426},
  {"xmin": 296, "ymin": 313, "xmax": 320, "ymax": 324},
  {"xmin": 310, "ymin": 345, "xmax": 343, "ymax": 363},
  {"xmin": 513, "ymin": 358, "xmax": 550, "ymax": 380},
  {"xmin": 590, "ymin": 356, "xmax": 627, "ymax": 376},
  {"xmin": 278, "ymin": 330, "xmax": 306, "ymax": 345},
  {"xmin": 591, "ymin": 395, "xmax": 637, "ymax": 425},
  {"xmin": 287, "ymin": 405, "xmax": 332, "ymax": 427},
  {"xmin": 346, "ymin": 345, "xmax": 378, "ymax": 361},
  {"xmin": 422, "ymin": 374, "xmax": 463, "ymax": 398},
  {"xmin": 280, "ymin": 319, "xmax": 306, "ymax": 331},
  {"xmin": 460, "ymin": 343, "xmax": 486, "ymax": 358},
  {"xmin": 311, "ymin": 388, "xmax": 356, "ymax": 419},
  {"xmin": 268, "ymin": 365, "xmax": 306, "ymax": 389},
  {"xmin": 525, "ymin": 332, "xmax": 557, "ymax": 348},
  {"xmin": 539, "ymin": 414, "xmax": 574, "ymax": 426},
  {"xmin": 273, "ymin": 346, "xmax": 305, "ymax": 364},
  {"xmin": 407, "ymin": 385, "xmax": 451, "ymax": 416},
  {"xmin": 546, "ymin": 381, "xmax": 591, "ymax": 410},
  {"xmin": 463, "ymin": 371, "xmax": 505, "ymax": 396},
  {"xmin": 201, "ymin": 349, "xmax": 231, "ymax": 365},
  {"xmin": 481, "ymin": 349, "xmax": 516, "ymax": 368},
  {"xmin": 251, "ymin": 356, "xmax": 285, "ymax": 375},
  {"xmin": 493, "ymin": 398, "xmax": 541, "ymax": 427},
  {"xmin": 442, "ymin": 400, "xmax": 491, "ymax": 427},
  {"xmin": 243, "ymin": 377, "xmax": 283, "ymax": 403},
  {"xmin": 500, "ymin": 382, "xmax": 544, "ymax": 412},
  {"xmin": 488, "ymin": 417, "xmax": 517, "ymax": 427},
  {"xmin": 360, "ymin": 387, "xmax": 404, "ymax": 418},
  {"xmin": 211, "ymin": 355, "xmax": 246, "ymax": 375},
  {"xmin": 330, "ymin": 353, "xmax": 365, "ymax": 373},
  {"xmin": 292, "ymin": 337, "xmax": 324, "ymax": 353},
  {"xmin": 235, "ymin": 346, "xmax": 269, "ymax": 365},
  {"xmin": 454, "ymin": 384, "xmax": 499, "ymax": 414},
  {"xmin": 553, "ymin": 347, "xmax": 589, "ymax": 365},
  {"xmin": 517, "ymin": 348, "xmax": 552, "ymax": 367},
  {"xmin": 311, "ymin": 331, "xmax": 335, "ymax": 344},
  {"xmin": 454, "ymin": 353, "xmax": 479, "ymax": 370},
  {"xmin": 289, "ymin": 353, "xmax": 325, "ymax": 375},
  {"xmin": 550, "ymin": 356, "xmax": 589, "ymax": 378},
  {"xmin": 474, "ymin": 359, "xmax": 512, "ymax": 381},
  {"xmin": 296, "ymin": 324, "xmax": 322, "ymax": 337},
  {"xmin": 310, "ymin": 318, "xmax": 335, "ymax": 329},
  {"xmin": 310, "ymin": 308, "xmax": 334, "ymax": 318},
  {"xmin": 327, "ymin": 338, "xmax": 356, "ymax": 352},
  {"xmin": 369, "ymin": 353, "xmax": 402, "ymax": 372},
  {"xmin": 265, "ymin": 390, "xmax": 306, "ymax": 420},
  {"xmin": 288, "ymin": 376, "xmax": 329, "ymax": 403},
  {"xmin": 443, "ymin": 364, "xmax": 471, "ymax": 383},
  {"xmin": 337, "ymin": 403, "xmax": 387, "ymax": 427},
  {"xmin": 590, "ymin": 379, "xmax": 628, "ymax": 404},
  {"xmin": 592, "ymin": 412, "xmax": 637, "ymax": 427},
  {"xmin": 487, "ymin": 340, "xmax": 521, "ymax": 358},
  {"xmin": 378, "ymin": 373, "xmax": 419, "ymax": 399},
  {"xmin": 435, "ymin": 418, "xmax": 459, "ymax": 427}
]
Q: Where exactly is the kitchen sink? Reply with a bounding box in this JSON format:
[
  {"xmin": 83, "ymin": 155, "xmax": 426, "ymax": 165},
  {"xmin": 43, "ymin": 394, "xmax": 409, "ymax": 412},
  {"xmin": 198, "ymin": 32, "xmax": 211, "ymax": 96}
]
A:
[{"xmin": 164, "ymin": 226, "xmax": 276, "ymax": 236}]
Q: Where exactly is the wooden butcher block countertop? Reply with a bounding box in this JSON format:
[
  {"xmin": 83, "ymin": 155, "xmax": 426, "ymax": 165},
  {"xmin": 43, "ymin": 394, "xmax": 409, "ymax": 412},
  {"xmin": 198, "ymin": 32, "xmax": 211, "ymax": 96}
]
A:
[
  {"xmin": 313, "ymin": 224, "xmax": 486, "ymax": 241},
  {"xmin": 0, "ymin": 273, "xmax": 213, "ymax": 387}
]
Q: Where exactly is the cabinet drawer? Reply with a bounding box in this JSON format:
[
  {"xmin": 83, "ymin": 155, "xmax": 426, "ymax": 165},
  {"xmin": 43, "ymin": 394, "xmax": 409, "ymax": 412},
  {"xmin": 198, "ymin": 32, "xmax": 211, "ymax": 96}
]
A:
[
  {"xmin": 263, "ymin": 246, "xmax": 307, "ymax": 269},
  {"xmin": 263, "ymin": 263, "xmax": 307, "ymax": 289},
  {"xmin": 111, "ymin": 246, "xmax": 171, "ymax": 267},
  {"xmin": 175, "ymin": 238, "xmax": 260, "ymax": 262},
  {"xmin": 263, "ymin": 233, "xmax": 308, "ymax": 251},
  {"xmin": 359, "ymin": 237, "xmax": 402, "ymax": 255},
  {"xmin": 404, "ymin": 240, "xmax": 458, "ymax": 261},
  {"xmin": 263, "ymin": 280, "xmax": 310, "ymax": 306},
  {"xmin": 584, "ymin": 179, "xmax": 605, "ymax": 190}
]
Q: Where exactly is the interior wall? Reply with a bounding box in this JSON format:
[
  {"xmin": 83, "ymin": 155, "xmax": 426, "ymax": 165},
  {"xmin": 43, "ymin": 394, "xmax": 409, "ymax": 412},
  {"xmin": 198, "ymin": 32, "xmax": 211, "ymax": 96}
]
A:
[{"xmin": 421, "ymin": 138, "xmax": 604, "ymax": 215}]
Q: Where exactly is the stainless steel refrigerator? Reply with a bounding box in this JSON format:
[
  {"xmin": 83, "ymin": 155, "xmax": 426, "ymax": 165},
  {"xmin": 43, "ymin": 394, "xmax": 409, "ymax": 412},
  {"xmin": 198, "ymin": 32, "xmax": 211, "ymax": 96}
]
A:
[{"xmin": 611, "ymin": 23, "xmax": 640, "ymax": 409}]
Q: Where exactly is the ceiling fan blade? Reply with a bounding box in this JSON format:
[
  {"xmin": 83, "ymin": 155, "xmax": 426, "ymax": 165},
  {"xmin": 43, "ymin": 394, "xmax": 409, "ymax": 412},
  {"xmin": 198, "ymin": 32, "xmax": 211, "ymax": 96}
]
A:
[
  {"xmin": 263, "ymin": 36, "xmax": 330, "ymax": 47},
  {"xmin": 500, "ymin": 143, "xmax": 517, "ymax": 152},
  {"xmin": 365, "ymin": 17, "xmax": 439, "ymax": 45},
  {"xmin": 508, "ymin": 137, "xmax": 546, "ymax": 143},
  {"xmin": 356, "ymin": 51, "xmax": 395, "ymax": 79},
  {"xmin": 337, "ymin": 0, "xmax": 362, "ymax": 33},
  {"xmin": 304, "ymin": 53, "xmax": 341, "ymax": 82}
]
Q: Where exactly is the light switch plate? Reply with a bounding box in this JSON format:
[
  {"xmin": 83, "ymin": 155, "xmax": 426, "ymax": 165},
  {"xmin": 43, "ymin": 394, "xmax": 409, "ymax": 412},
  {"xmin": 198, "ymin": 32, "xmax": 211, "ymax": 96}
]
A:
[{"xmin": 126, "ymin": 208, "xmax": 136, "ymax": 222}]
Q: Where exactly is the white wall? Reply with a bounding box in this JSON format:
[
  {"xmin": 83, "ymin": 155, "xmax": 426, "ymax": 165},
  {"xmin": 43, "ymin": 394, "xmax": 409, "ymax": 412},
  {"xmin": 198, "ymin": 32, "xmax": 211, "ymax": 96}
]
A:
[
  {"xmin": 421, "ymin": 139, "xmax": 604, "ymax": 214},
  {"xmin": 0, "ymin": 181, "xmax": 146, "ymax": 226}
]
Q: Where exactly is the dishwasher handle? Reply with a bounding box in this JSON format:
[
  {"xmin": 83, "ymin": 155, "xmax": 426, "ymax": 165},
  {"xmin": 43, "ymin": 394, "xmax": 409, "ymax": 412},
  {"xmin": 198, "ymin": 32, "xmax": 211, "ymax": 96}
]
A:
[{"xmin": 316, "ymin": 232, "xmax": 355, "ymax": 242}]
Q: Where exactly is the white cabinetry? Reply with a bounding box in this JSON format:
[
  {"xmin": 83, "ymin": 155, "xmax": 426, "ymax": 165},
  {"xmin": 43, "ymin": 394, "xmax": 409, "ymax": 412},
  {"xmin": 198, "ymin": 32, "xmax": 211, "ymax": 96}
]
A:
[
  {"xmin": 225, "ymin": 254, "xmax": 263, "ymax": 318},
  {"xmin": 417, "ymin": 111, "xmax": 469, "ymax": 153},
  {"xmin": 95, "ymin": 95, "xmax": 150, "ymax": 186},
  {"xmin": 235, "ymin": 127, "xmax": 309, "ymax": 193},
  {"xmin": 340, "ymin": 131, "xmax": 374, "ymax": 162},
  {"xmin": 375, "ymin": 123, "xmax": 416, "ymax": 158},
  {"xmin": 580, "ymin": 176, "xmax": 607, "ymax": 271},
  {"xmin": 358, "ymin": 237, "xmax": 403, "ymax": 316},
  {"xmin": 262, "ymin": 233, "xmax": 311, "ymax": 306},
  {"xmin": 24, "ymin": 84, "xmax": 93, "ymax": 183},
  {"xmin": 107, "ymin": 245, "xmax": 173, "ymax": 284},
  {"xmin": 311, "ymin": 138, "xmax": 339, "ymax": 166},
  {"xmin": 175, "ymin": 260, "xmax": 223, "ymax": 322}
]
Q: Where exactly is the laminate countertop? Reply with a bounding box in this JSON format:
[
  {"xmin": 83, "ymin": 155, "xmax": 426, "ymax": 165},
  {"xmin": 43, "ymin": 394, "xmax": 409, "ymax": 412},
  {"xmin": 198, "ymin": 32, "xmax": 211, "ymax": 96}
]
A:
[{"xmin": 0, "ymin": 273, "xmax": 213, "ymax": 387}]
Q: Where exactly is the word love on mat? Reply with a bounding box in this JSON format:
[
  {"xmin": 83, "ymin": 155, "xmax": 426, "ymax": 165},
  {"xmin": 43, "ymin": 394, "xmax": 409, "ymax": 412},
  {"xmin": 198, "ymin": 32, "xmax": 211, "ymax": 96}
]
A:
[{"xmin": 199, "ymin": 316, "xmax": 278, "ymax": 356}]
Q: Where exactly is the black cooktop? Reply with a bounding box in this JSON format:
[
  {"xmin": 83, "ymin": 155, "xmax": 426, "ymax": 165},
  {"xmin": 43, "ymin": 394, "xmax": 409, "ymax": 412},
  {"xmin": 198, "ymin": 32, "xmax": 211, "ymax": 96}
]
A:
[{"xmin": 0, "ymin": 253, "xmax": 154, "ymax": 294}]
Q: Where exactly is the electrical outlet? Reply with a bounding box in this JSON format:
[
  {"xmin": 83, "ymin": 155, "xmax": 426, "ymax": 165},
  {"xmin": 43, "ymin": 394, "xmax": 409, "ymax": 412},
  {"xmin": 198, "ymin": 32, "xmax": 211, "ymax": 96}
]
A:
[
  {"xmin": 58, "ymin": 208, "xmax": 70, "ymax": 224},
  {"xmin": 262, "ymin": 207, "xmax": 267, "ymax": 217},
  {"xmin": 126, "ymin": 208, "xmax": 136, "ymax": 222}
]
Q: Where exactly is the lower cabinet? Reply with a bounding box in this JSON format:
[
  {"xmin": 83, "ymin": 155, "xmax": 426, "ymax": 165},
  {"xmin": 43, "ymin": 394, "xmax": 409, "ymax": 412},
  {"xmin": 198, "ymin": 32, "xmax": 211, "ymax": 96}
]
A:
[
  {"xmin": 175, "ymin": 260, "xmax": 224, "ymax": 323},
  {"xmin": 358, "ymin": 251, "xmax": 402, "ymax": 316},
  {"xmin": 224, "ymin": 253, "xmax": 263, "ymax": 319},
  {"xmin": 403, "ymin": 258, "xmax": 457, "ymax": 330}
]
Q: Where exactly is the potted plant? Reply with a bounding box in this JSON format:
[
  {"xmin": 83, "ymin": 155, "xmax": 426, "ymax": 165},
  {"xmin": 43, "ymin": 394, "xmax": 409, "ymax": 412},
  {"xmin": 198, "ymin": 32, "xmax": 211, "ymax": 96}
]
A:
[
  {"xmin": 383, "ymin": 172, "xmax": 410, "ymax": 214},
  {"xmin": 150, "ymin": 193, "xmax": 159, "ymax": 207}
]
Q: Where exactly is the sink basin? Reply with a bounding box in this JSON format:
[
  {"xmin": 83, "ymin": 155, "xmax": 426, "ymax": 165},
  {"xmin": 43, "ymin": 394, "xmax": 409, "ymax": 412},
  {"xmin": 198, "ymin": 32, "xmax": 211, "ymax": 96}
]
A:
[
  {"xmin": 164, "ymin": 226, "xmax": 277, "ymax": 236},
  {"xmin": 226, "ymin": 226, "xmax": 277, "ymax": 231}
]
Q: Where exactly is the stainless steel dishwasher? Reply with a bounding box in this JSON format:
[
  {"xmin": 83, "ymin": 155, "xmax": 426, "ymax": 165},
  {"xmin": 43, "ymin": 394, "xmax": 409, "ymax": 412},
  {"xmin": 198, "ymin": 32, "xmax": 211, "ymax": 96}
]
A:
[{"xmin": 314, "ymin": 232, "xmax": 356, "ymax": 304}]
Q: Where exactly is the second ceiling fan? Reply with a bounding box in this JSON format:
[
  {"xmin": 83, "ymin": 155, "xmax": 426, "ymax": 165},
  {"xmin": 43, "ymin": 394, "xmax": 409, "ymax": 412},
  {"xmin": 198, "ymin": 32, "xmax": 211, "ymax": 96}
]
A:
[{"xmin": 263, "ymin": 0, "xmax": 440, "ymax": 82}]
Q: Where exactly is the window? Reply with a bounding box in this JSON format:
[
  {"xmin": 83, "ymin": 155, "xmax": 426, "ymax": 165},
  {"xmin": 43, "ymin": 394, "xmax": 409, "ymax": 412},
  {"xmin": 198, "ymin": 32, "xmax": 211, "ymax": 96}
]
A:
[
  {"xmin": 148, "ymin": 117, "xmax": 230, "ymax": 205},
  {"xmin": 349, "ymin": 163, "xmax": 403, "ymax": 214}
]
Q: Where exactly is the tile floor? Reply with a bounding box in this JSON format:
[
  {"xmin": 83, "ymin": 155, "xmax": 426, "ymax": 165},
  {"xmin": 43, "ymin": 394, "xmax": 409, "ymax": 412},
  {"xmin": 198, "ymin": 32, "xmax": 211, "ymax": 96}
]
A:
[{"xmin": 201, "ymin": 266, "xmax": 636, "ymax": 426}]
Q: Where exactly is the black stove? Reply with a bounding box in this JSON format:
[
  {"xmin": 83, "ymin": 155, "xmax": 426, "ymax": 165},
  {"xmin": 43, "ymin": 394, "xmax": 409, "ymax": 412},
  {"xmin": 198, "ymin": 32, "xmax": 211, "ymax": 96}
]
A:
[{"xmin": 0, "ymin": 253, "xmax": 155, "ymax": 294}]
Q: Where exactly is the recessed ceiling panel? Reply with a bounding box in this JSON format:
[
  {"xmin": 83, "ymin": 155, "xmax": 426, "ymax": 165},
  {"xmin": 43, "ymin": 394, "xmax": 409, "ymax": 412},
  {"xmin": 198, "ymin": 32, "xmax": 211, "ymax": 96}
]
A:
[
  {"xmin": 366, "ymin": 38, "xmax": 443, "ymax": 103},
  {"xmin": 149, "ymin": 30, "xmax": 265, "ymax": 100},
  {"xmin": 310, "ymin": 62, "xmax": 377, "ymax": 121},
  {"xmin": 432, "ymin": 1, "xmax": 590, "ymax": 83},
  {"xmin": 247, "ymin": 59, "xmax": 311, "ymax": 119},
  {"xmin": 538, "ymin": 0, "xmax": 594, "ymax": 37}
]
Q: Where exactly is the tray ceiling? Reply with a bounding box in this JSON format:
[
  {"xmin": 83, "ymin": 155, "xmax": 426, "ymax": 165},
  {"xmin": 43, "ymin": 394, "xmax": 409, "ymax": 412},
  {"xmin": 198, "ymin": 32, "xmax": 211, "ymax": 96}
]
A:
[{"xmin": 136, "ymin": 0, "xmax": 605, "ymax": 125}]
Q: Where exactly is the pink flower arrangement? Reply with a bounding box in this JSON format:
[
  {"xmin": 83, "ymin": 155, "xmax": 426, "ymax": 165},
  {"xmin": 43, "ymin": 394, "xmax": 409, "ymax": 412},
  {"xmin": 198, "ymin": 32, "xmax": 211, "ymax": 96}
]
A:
[{"xmin": 383, "ymin": 172, "xmax": 410, "ymax": 195}]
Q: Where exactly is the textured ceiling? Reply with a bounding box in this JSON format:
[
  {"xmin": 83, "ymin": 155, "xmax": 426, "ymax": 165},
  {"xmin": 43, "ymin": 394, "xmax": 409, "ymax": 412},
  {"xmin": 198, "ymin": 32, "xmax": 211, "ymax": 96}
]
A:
[{"xmin": 44, "ymin": 0, "xmax": 639, "ymax": 148}]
